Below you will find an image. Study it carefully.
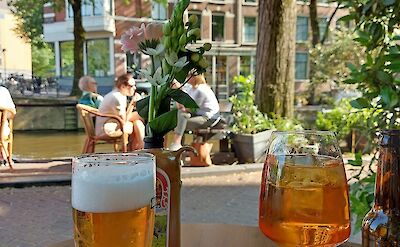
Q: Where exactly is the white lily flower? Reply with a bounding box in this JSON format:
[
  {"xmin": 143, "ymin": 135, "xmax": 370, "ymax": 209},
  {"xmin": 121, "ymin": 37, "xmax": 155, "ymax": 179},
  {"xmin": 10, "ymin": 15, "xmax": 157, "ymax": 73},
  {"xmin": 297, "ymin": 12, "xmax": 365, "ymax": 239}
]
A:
[{"xmin": 174, "ymin": 56, "xmax": 188, "ymax": 69}]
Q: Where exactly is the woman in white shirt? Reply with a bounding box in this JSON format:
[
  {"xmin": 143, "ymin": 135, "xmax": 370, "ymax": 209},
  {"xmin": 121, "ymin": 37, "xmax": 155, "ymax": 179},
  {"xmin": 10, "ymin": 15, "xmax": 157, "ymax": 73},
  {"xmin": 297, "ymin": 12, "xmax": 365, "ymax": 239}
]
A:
[
  {"xmin": 169, "ymin": 73, "xmax": 220, "ymax": 151},
  {"xmin": 96, "ymin": 73, "xmax": 145, "ymax": 150}
]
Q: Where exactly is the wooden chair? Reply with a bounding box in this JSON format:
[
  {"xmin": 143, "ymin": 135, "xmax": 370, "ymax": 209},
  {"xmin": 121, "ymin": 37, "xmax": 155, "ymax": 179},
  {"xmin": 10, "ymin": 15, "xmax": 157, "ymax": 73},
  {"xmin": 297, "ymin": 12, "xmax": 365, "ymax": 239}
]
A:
[
  {"xmin": 76, "ymin": 104, "xmax": 129, "ymax": 153},
  {"xmin": 0, "ymin": 109, "xmax": 15, "ymax": 169}
]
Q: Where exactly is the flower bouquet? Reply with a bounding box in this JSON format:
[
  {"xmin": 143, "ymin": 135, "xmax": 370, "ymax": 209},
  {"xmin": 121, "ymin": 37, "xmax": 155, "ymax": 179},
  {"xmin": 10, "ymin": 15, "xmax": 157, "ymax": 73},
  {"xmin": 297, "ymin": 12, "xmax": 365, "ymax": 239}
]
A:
[{"xmin": 121, "ymin": 0, "xmax": 211, "ymax": 140}]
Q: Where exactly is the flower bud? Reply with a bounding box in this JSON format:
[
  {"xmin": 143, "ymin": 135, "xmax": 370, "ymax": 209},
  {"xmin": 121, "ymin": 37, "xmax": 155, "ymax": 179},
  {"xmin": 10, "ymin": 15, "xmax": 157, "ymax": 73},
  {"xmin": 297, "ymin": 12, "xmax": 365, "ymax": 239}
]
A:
[
  {"xmin": 187, "ymin": 28, "xmax": 201, "ymax": 39},
  {"xmin": 162, "ymin": 59, "xmax": 171, "ymax": 74},
  {"xmin": 163, "ymin": 37, "xmax": 171, "ymax": 49},
  {"xmin": 203, "ymin": 43, "xmax": 212, "ymax": 51},
  {"xmin": 163, "ymin": 22, "xmax": 171, "ymax": 35},
  {"xmin": 190, "ymin": 53, "xmax": 200, "ymax": 62},
  {"xmin": 189, "ymin": 15, "xmax": 198, "ymax": 25},
  {"xmin": 179, "ymin": 34, "xmax": 187, "ymax": 46},
  {"xmin": 198, "ymin": 57, "xmax": 208, "ymax": 68}
]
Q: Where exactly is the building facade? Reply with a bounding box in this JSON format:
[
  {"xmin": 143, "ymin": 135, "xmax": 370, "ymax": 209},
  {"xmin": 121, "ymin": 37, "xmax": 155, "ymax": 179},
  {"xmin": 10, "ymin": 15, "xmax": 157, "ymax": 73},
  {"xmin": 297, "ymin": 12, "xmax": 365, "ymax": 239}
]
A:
[
  {"xmin": 0, "ymin": 0, "xmax": 32, "ymax": 79},
  {"xmin": 43, "ymin": 0, "xmax": 347, "ymax": 97}
]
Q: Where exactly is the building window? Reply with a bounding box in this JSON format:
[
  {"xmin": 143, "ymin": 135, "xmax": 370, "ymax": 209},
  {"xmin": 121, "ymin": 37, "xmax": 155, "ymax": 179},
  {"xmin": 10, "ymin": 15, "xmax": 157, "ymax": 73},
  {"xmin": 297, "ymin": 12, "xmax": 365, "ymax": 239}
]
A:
[
  {"xmin": 212, "ymin": 14, "xmax": 224, "ymax": 42},
  {"xmin": 188, "ymin": 12, "xmax": 202, "ymax": 39},
  {"xmin": 152, "ymin": 2, "xmax": 167, "ymax": 20},
  {"xmin": 243, "ymin": 17, "xmax": 256, "ymax": 43},
  {"xmin": 68, "ymin": 0, "xmax": 110, "ymax": 17},
  {"xmin": 86, "ymin": 39, "xmax": 110, "ymax": 77},
  {"xmin": 240, "ymin": 56, "xmax": 251, "ymax": 76},
  {"xmin": 244, "ymin": 0, "xmax": 256, "ymax": 2},
  {"xmin": 215, "ymin": 56, "xmax": 227, "ymax": 99},
  {"xmin": 296, "ymin": 16, "xmax": 308, "ymax": 42},
  {"xmin": 318, "ymin": 17, "xmax": 328, "ymax": 40},
  {"xmin": 60, "ymin": 41, "xmax": 74, "ymax": 77},
  {"xmin": 295, "ymin": 52, "xmax": 308, "ymax": 80}
]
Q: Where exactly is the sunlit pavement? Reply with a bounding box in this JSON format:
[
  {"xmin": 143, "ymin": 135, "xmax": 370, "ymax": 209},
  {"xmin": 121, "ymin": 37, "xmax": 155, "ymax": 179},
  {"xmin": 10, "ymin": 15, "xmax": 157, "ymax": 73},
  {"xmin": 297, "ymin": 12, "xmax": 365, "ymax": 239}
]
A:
[{"xmin": 0, "ymin": 171, "xmax": 261, "ymax": 247}]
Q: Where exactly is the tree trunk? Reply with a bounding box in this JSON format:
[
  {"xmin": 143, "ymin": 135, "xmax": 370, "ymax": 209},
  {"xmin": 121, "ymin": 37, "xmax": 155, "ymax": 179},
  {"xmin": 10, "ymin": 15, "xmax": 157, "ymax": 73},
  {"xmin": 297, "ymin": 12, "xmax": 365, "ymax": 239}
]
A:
[
  {"xmin": 309, "ymin": 0, "xmax": 319, "ymax": 47},
  {"xmin": 70, "ymin": 0, "xmax": 85, "ymax": 96},
  {"xmin": 255, "ymin": 0, "xmax": 296, "ymax": 118}
]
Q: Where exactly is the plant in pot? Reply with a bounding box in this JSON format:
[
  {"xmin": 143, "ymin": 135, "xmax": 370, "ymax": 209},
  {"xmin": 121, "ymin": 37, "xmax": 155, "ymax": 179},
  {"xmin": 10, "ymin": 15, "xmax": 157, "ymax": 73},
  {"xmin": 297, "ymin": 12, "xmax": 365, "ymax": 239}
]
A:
[
  {"xmin": 229, "ymin": 75, "xmax": 275, "ymax": 163},
  {"xmin": 120, "ymin": 1, "xmax": 211, "ymax": 245}
]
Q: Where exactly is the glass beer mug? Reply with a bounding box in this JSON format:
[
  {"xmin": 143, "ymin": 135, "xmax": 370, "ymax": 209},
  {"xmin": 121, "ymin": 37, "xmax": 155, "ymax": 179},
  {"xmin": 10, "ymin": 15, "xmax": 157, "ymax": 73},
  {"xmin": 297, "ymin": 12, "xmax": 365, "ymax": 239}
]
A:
[
  {"xmin": 259, "ymin": 131, "xmax": 351, "ymax": 246},
  {"xmin": 72, "ymin": 153, "xmax": 156, "ymax": 247}
]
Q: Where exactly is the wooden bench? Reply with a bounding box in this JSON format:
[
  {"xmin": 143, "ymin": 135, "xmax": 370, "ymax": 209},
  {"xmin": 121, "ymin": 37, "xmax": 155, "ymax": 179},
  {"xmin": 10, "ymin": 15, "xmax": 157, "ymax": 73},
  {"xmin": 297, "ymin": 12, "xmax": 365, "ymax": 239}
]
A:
[{"xmin": 186, "ymin": 101, "xmax": 235, "ymax": 166}]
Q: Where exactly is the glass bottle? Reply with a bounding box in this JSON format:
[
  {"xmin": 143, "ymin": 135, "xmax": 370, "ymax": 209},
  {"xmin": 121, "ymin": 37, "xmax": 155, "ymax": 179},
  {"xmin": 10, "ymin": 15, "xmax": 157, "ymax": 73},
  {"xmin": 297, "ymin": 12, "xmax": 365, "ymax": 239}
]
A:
[
  {"xmin": 362, "ymin": 130, "xmax": 400, "ymax": 246},
  {"xmin": 143, "ymin": 137, "xmax": 194, "ymax": 247}
]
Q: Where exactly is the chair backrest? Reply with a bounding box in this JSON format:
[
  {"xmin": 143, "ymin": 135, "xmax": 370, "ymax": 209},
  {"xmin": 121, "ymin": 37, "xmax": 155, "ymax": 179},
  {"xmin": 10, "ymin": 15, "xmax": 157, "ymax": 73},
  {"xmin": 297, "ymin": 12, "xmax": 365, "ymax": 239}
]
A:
[{"xmin": 76, "ymin": 104, "xmax": 98, "ymax": 138}]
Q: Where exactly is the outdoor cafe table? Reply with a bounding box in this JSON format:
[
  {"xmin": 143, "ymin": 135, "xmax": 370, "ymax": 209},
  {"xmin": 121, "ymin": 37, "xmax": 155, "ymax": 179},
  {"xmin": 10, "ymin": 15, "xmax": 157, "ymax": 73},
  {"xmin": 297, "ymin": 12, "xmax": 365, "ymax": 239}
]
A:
[{"xmin": 48, "ymin": 223, "xmax": 361, "ymax": 247}]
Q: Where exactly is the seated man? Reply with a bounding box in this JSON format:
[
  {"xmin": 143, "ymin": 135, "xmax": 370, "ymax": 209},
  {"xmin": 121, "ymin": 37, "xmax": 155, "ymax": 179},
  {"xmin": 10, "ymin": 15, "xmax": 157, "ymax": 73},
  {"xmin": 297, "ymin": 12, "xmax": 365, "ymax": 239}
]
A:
[
  {"xmin": 169, "ymin": 73, "xmax": 220, "ymax": 151},
  {"xmin": 96, "ymin": 73, "xmax": 145, "ymax": 150},
  {"xmin": 78, "ymin": 75, "xmax": 103, "ymax": 108}
]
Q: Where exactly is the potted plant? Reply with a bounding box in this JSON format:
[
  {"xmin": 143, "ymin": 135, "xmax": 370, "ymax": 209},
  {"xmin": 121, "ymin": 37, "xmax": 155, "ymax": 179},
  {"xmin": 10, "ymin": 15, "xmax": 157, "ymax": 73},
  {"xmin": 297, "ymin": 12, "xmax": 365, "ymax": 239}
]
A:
[{"xmin": 229, "ymin": 75, "xmax": 275, "ymax": 163}]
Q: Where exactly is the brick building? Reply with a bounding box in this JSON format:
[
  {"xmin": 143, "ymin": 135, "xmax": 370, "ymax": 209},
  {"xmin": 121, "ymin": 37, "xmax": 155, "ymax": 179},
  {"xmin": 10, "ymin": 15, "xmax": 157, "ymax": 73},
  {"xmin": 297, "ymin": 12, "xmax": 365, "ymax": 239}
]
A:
[{"xmin": 42, "ymin": 0, "xmax": 347, "ymax": 97}]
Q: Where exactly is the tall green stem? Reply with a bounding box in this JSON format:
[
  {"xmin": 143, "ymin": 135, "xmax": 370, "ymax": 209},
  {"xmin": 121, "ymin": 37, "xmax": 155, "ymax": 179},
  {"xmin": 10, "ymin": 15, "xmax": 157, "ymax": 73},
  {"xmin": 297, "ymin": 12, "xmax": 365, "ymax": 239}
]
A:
[{"xmin": 148, "ymin": 56, "xmax": 157, "ymax": 136}]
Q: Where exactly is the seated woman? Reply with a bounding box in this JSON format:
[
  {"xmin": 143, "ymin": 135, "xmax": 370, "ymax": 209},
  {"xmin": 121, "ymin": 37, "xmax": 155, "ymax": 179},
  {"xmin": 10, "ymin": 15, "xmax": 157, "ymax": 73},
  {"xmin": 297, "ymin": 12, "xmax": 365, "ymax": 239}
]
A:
[
  {"xmin": 96, "ymin": 73, "xmax": 145, "ymax": 150},
  {"xmin": 169, "ymin": 73, "xmax": 220, "ymax": 151},
  {"xmin": 78, "ymin": 75, "xmax": 103, "ymax": 108}
]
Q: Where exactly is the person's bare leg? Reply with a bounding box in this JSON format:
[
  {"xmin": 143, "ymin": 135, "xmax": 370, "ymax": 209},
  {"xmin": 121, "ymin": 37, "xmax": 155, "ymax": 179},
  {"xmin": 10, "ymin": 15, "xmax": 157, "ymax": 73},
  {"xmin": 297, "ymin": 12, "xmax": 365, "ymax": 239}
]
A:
[
  {"xmin": 131, "ymin": 119, "xmax": 145, "ymax": 150},
  {"xmin": 126, "ymin": 111, "xmax": 145, "ymax": 150}
]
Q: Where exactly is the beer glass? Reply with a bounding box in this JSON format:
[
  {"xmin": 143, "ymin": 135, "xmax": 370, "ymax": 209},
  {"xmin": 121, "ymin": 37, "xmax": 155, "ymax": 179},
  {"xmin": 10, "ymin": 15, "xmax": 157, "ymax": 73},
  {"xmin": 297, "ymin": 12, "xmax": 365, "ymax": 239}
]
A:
[
  {"xmin": 72, "ymin": 153, "xmax": 155, "ymax": 247},
  {"xmin": 259, "ymin": 131, "xmax": 350, "ymax": 246}
]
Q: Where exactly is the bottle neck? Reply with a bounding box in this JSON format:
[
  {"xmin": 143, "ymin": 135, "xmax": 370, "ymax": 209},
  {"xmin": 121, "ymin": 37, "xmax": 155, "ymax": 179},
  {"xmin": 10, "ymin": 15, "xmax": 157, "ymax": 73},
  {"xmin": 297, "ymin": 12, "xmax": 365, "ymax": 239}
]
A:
[{"xmin": 374, "ymin": 146, "xmax": 400, "ymax": 211}]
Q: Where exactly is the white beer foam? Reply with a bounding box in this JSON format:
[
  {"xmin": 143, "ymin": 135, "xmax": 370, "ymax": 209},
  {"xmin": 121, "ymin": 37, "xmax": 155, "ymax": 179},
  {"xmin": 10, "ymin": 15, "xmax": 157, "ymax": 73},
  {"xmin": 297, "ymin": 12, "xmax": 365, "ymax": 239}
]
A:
[{"xmin": 72, "ymin": 161, "xmax": 155, "ymax": 213}]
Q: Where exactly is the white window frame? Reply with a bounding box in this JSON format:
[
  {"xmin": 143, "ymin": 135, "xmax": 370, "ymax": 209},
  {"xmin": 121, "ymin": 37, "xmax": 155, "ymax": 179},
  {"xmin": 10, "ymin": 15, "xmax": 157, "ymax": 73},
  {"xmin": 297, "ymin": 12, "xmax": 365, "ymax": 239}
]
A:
[{"xmin": 243, "ymin": 16, "xmax": 257, "ymax": 44}]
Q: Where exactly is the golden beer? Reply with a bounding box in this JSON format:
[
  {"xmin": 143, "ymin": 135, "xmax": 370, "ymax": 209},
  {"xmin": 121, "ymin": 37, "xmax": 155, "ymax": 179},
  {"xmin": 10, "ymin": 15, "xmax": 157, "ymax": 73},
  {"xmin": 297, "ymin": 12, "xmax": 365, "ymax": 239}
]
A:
[
  {"xmin": 73, "ymin": 206, "xmax": 154, "ymax": 247},
  {"xmin": 259, "ymin": 154, "xmax": 351, "ymax": 246},
  {"xmin": 72, "ymin": 153, "xmax": 156, "ymax": 247}
]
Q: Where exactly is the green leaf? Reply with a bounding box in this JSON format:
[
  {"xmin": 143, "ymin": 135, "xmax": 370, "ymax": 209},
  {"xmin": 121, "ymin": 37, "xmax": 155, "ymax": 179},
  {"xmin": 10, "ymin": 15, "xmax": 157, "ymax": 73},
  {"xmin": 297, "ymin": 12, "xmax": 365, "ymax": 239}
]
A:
[
  {"xmin": 376, "ymin": 71, "xmax": 392, "ymax": 83},
  {"xmin": 346, "ymin": 62, "xmax": 358, "ymax": 72},
  {"xmin": 136, "ymin": 97, "xmax": 149, "ymax": 121},
  {"xmin": 167, "ymin": 89, "xmax": 199, "ymax": 109},
  {"xmin": 380, "ymin": 86, "xmax": 398, "ymax": 108},
  {"xmin": 350, "ymin": 98, "xmax": 371, "ymax": 109},
  {"xmin": 337, "ymin": 14, "xmax": 356, "ymax": 22},
  {"xmin": 149, "ymin": 109, "xmax": 178, "ymax": 135},
  {"xmin": 348, "ymin": 152, "xmax": 363, "ymax": 166}
]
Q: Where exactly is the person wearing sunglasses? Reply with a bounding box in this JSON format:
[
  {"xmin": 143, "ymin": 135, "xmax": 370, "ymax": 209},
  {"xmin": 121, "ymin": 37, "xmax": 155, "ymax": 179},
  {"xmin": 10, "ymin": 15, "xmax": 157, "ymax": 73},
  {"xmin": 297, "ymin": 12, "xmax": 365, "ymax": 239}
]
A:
[{"xmin": 96, "ymin": 73, "xmax": 145, "ymax": 150}]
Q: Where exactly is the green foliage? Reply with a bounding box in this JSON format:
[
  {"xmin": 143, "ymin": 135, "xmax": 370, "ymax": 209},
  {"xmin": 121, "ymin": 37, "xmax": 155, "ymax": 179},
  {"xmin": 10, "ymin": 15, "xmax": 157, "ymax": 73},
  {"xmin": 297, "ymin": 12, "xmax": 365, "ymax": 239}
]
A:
[
  {"xmin": 336, "ymin": 0, "xmax": 400, "ymax": 232},
  {"xmin": 229, "ymin": 75, "xmax": 274, "ymax": 134},
  {"xmin": 134, "ymin": 0, "xmax": 211, "ymax": 137},
  {"xmin": 230, "ymin": 75, "xmax": 304, "ymax": 134},
  {"xmin": 349, "ymin": 173, "xmax": 376, "ymax": 231},
  {"xmin": 32, "ymin": 43, "xmax": 55, "ymax": 77},
  {"xmin": 315, "ymin": 100, "xmax": 374, "ymax": 141},
  {"xmin": 308, "ymin": 28, "xmax": 365, "ymax": 105},
  {"xmin": 7, "ymin": 0, "xmax": 47, "ymax": 47}
]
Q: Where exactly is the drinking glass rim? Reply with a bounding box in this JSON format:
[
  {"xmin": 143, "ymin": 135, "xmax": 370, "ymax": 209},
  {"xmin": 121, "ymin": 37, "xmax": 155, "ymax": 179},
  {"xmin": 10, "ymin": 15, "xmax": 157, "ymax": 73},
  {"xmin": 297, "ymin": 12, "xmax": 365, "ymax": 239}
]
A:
[{"xmin": 73, "ymin": 152, "xmax": 155, "ymax": 165}]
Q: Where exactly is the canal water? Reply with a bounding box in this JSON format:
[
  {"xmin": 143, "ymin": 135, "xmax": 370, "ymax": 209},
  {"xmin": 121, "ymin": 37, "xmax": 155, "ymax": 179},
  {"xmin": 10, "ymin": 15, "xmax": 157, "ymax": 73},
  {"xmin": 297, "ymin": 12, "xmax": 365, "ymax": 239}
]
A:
[{"xmin": 13, "ymin": 131, "xmax": 113, "ymax": 160}]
